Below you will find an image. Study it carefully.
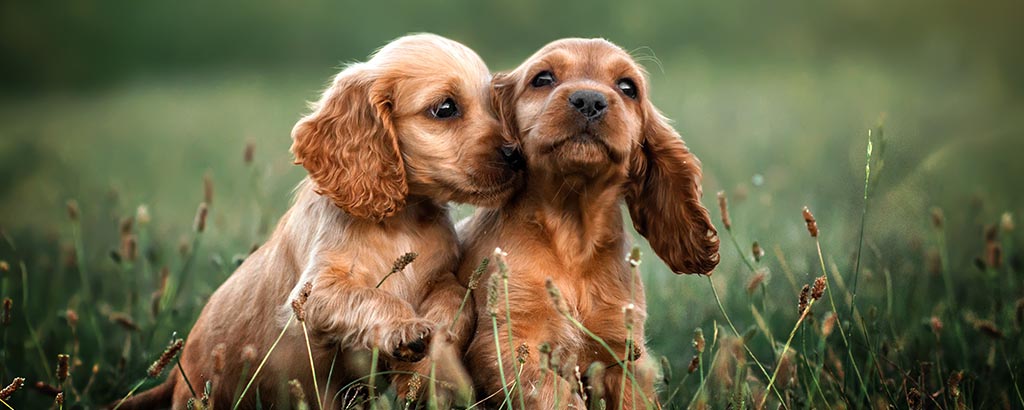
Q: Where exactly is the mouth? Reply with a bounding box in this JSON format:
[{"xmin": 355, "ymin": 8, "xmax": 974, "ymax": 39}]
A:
[{"xmin": 543, "ymin": 133, "xmax": 614, "ymax": 159}]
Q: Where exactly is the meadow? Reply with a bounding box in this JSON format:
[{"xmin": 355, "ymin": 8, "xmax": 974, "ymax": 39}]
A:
[{"xmin": 1, "ymin": 2, "xmax": 1024, "ymax": 407}]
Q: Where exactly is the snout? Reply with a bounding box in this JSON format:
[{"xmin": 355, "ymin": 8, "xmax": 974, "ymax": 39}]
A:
[{"xmin": 569, "ymin": 90, "xmax": 608, "ymax": 121}]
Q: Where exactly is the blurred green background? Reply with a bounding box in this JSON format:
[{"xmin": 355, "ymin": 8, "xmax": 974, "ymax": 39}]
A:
[{"xmin": 1, "ymin": 0, "xmax": 1023, "ymax": 408}]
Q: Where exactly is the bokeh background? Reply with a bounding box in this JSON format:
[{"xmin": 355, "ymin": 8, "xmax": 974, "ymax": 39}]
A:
[{"xmin": 1, "ymin": 0, "xmax": 1023, "ymax": 408}]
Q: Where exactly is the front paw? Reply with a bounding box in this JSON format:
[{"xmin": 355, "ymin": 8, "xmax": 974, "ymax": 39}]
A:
[{"xmin": 382, "ymin": 319, "xmax": 434, "ymax": 362}]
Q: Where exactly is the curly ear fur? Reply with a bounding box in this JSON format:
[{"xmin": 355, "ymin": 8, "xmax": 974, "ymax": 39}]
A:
[
  {"xmin": 291, "ymin": 65, "xmax": 408, "ymax": 220},
  {"xmin": 491, "ymin": 72, "xmax": 520, "ymax": 145},
  {"xmin": 626, "ymin": 102, "xmax": 720, "ymax": 275}
]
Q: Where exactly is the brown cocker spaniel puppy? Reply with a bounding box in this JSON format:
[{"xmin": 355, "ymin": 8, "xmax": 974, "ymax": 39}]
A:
[
  {"xmin": 458, "ymin": 38, "xmax": 720, "ymax": 409},
  {"xmin": 117, "ymin": 34, "xmax": 520, "ymax": 409}
]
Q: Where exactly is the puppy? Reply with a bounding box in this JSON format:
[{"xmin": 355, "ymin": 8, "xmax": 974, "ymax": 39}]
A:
[
  {"xmin": 117, "ymin": 34, "xmax": 520, "ymax": 409},
  {"xmin": 458, "ymin": 38, "xmax": 720, "ymax": 409}
]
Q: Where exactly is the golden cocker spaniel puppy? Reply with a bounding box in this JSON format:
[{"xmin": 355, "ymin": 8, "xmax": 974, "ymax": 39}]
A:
[
  {"xmin": 118, "ymin": 33, "xmax": 521, "ymax": 409},
  {"xmin": 458, "ymin": 38, "xmax": 720, "ymax": 409}
]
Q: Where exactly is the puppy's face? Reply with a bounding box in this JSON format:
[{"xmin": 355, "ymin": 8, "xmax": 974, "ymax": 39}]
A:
[
  {"xmin": 494, "ymin": 39, "xmax": 646, "ymax": 179},
  {"xmin": 382, "ymin": 38, "xmax": 520, "ymax": 205},
  {"xmin": 291, "ymin": 34, "xmax": 521, "ymax": 220},
  {"xmin": 494, "ymin": 38, "xmax": 721, "ymax": 275}
]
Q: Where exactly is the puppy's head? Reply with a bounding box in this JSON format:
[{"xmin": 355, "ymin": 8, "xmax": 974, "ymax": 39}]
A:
[
  {"xmin": 494, "ymin": 38, "xmax": 720, "ymax": 275},
  {"xmin": 291, "ymin": 34, "xmax": 521, "ymax": 220}
]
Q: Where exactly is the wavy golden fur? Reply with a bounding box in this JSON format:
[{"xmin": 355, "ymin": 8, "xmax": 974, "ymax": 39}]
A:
[
  {"xmin": 458, "ymin": 38, "xmax": 720, "ymax": 409},
  {"xmin": 116, "ymin": 34, "xmax": 519, "ymax": 409}
]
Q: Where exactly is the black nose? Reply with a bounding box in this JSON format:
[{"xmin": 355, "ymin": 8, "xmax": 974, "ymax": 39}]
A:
[
  {"xmin": 568, "ymin": 90, "xmax": 608, "ymax": 120},
  {"xmin": 501, "ymin": 143, "xmax": 525, "ymax": 170}
]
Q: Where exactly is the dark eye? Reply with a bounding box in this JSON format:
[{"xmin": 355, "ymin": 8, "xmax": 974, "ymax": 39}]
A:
[
  {"xmin": 617, "ymin": 78, "xmax": 637, "ymax": 99},
  {"xmin": 431, "ymin": 98, "xmax": 460, "ymax": 119},
  {"xmin": 531, "ymin": 71, "xmax": 556, "ymax": 87}
]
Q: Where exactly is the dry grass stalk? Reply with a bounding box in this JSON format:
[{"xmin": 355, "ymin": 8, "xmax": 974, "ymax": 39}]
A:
[
  {"xmin": 291, "ymin": 281, "xmax": 313, "ymax": 322},
  {"xmin": 148, "ymin": 338, "xmax": 185, "ymax": 377},
  {"xmin": 802, "ymin": 206, "xmax": 819, "ymax": 237},
  {"xmin": 717, "ymin": 191, "xmax": 731, "ymax": 230},
  {"xmin": 0, "ymin": 377, "xmax": 25, "ymax": 400}
]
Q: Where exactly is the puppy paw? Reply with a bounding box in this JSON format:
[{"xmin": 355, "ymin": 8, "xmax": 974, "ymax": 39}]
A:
[{"xmin": 383, "ymin": 319, "xmax": 434, "ymax": 362}]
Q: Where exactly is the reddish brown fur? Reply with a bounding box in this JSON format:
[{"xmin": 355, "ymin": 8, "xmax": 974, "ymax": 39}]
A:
[
  {"xmin": 116, "ymin": 34, "xmax": 518, "ymax": 410},
  {"xmin": 458, "ymin": 38, "xmax": 720, "ymax": 409}
]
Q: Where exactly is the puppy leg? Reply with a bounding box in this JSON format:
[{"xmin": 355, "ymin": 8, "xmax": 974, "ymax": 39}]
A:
[
  {"xmin": 306, "ymin": 271, "xmax": 434, "ymax": 363},
  {"xmin": 392, "ymin": 274, "xmax": 475, "ymax": 406},
  {"xmin": 582, "ymin": 309, "xmax": 657, "ymax": 410}
]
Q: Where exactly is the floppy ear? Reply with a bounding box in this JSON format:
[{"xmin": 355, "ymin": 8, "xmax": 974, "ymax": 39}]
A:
[
  {"xmin": 491, "ymin": 71, "xmax": 520, "ymax": 146},
  {"xmin": 626, "ymin": 101, "xmax": 720, "ymax": 275},
  {"xmin": 290, "ymin": 66, "xmax": 408, "ymax": 220}
]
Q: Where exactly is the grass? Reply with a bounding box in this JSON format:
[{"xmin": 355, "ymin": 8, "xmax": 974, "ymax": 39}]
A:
[{"xmin": 0, "ymin": 56, "xmax": 1023, "ymax": 408}]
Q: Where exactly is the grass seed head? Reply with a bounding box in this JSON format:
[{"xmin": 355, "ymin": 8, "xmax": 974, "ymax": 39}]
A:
[
  {"xmin": 948, "ymin": 370, "xmax": 963, "ymax": 398},
  {"xmin": 622, "ymin": 303, "xmax": 636, "ymax": 329},
  {"xmin": 821, "ymin": 312, "xmax": 836, "ymax": 337},
  {"xmin": 119, "ymin": 216, "xmax": 134, "ymax": 235},
  {"xmin": 244, "ymin": 141, "xmax": 255, "ymax": 165},
  {"xmin": 975, "ymin": 320, "xmax": 1003, "ymax": 339},
  {"xmin": 628, "ymin": 246, "xmax": 642, "ymax": 267},
  {"xmin": 798, "ymin": 284, "xmax": 811, "ymax": 315},
  {"xmin": 692, "ymin": 328, "xmax": 705, "ymax": 353},
  {"xmin": 65, "ymin": 309, "xmax": 79, "ymax": 329},
  {"xmin": 811, "ymin": 275, "xmax": 826, "ymax": 300},
  {"xmin": 930, "ymin": 208, "xmax": 944, "ymax": 230},
  {"xmin": 120, "ymin": 234, "xmax": 138, "ymax": 262},
  {"xmin": 291, "ymin": 281, "xmax": 313, "ymax": 322},
  {"xmin": 0, "ymin": 377, "xmax": 25, "ymax": 400},
  {"xmin": 751, "ymin": 241, "xmax": 764, "ymax": 262},
  {"xmin": 1002, "ymin": 212, "xmax": 1014, "ymax": 233},
  {"xmin": 194, "ymin": 202, "xmax": 209, "ymax": 233},
  {"xmin": 687, "ymin": 355, "xmax": 700, "ymax": 374},
  {"xmin": 56, "ymin": 354, "xmax": 70, "ymax": 382},
  {"xmin": 486, "ymin": 273, "xmax": 501, "ymax": 317},
  {"xmin": 110, "ymin": 312, "xmax": 139, "ymax": 331},
  {"xmin": 212, "ymin": 343, "xmax": 226, "ymax": 375},
  {"xmin": 660, "ymin": 356, "xmax": 672, "ymax": 384},
  {"xmin": 391, "ymin": 252, "xmax": 418, "ymax": 273},
  {"xmin": 717, "ymin": 191, "xmax": 731, "ymax": 230},
  {"xmin": 136, "ymin": 205, "xmax": 151, "ymax": 225},
  {"xmin": 985, "ymin": 242, "xmax": 1002, "ymax": 270},
  {"xmin": 746, "ymin": 269, "xmax": 767, "ymax": 295},
  {"xmin": 241, "ymin": 344, "xmax": 258, "ymax": 364},
  {"xmin": 802, "ymin": 206, "xmax": 819, "ymax": 237},
  {"xmin": 1, "ymin": 298, "xmax": 12, "ymax": 326},
  {"xmin": 516, "ymin": 343, "xmax": 530, "ymax": 364},
  {"xmin": 406, "ymin": 374, "xmax": 422, "ymax": 403},
  {"xmin": 55, "ymin": 391, "xmax": 64, "ymax": 406},
  {"xmin": 467, "ymin": 257, "xmax": 489, "ymax": 290},
  {"xmin": 545, "ymin": 278, "xmax": 568, "ymax": 315},
  {"xmin": 148, "ymin": 338, "xmax": 184, "ymax": 377},
  {"xmin": 66, "ymin": 200, "xmax": 79, "ymax": 222},
  {"xmin": 0, "ymin": 261, "xmax": 8, "ymax": 272},
  {"xmin": 203, "ymin": 172, "xmax": 214, "ymax": 205},
  {"xmin": 288, "ymin": 379, "xmax": 308, "ymax": 409}
]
